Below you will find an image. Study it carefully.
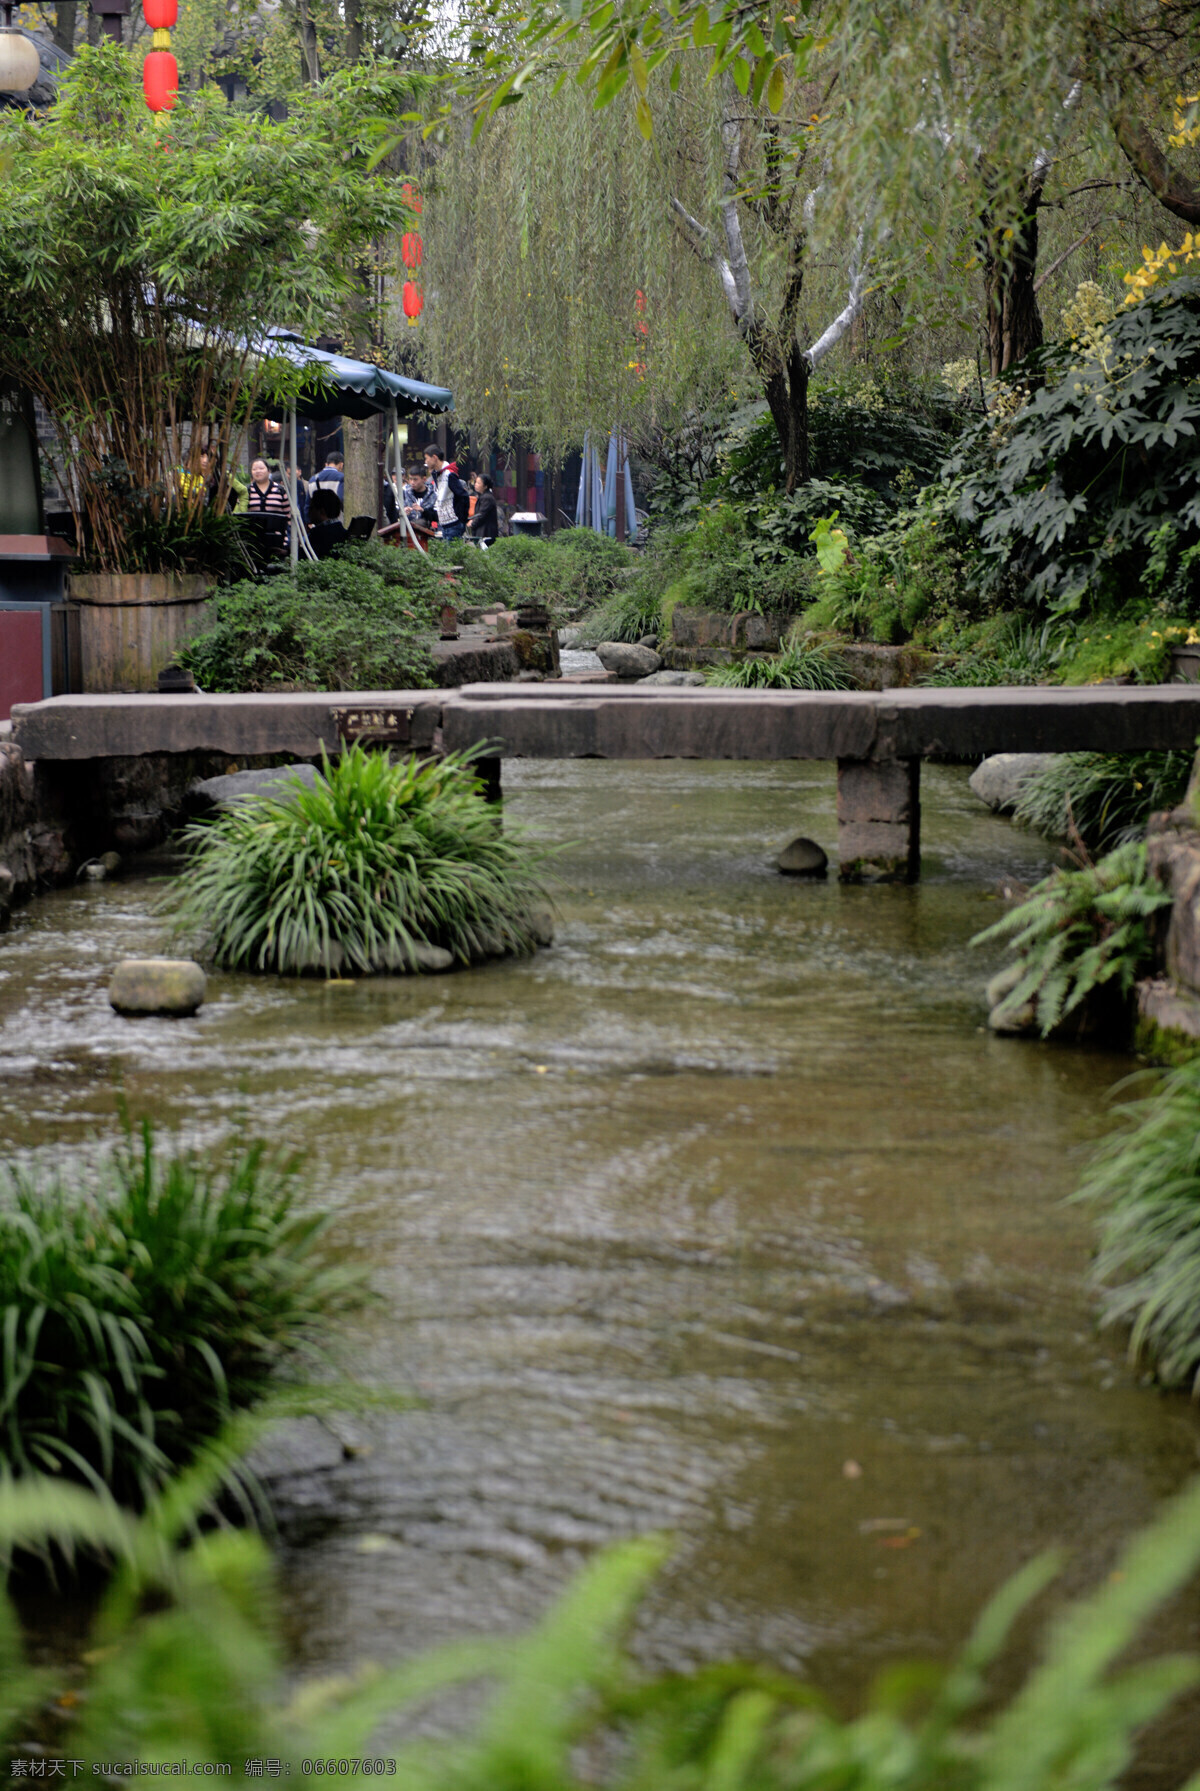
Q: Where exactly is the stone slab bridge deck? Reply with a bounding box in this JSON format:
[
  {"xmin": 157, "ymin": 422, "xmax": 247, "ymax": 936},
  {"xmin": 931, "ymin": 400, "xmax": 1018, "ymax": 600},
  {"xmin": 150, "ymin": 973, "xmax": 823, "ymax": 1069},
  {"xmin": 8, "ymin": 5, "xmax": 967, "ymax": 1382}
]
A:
[{"xmin": 13, "ymin": 682, "xmax": 1200, "ymax": 881}]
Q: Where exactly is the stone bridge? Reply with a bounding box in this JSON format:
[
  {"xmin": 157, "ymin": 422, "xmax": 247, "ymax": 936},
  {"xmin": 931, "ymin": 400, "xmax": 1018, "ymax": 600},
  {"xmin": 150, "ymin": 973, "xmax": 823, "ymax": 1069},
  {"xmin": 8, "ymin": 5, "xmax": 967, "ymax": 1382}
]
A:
[{"xmin": 11, "ymin": 683, "xmax": 1200, "ymax": 881}]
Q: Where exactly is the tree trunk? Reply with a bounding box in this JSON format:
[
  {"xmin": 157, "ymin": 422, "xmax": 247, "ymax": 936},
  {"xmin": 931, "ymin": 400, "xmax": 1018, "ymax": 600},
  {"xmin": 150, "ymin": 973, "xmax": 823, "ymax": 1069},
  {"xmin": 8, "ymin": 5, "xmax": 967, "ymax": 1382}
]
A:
[
  {"xmin": 344, "ymin": 0, "xmax": 363, "ymax": 64},
  {"xmin": 342, "ymin": 416, "xmax": 377, "ymax": 524},
  {"xmin": 983, "ymin": 179, "xmax": 1045, "ymax": 378},
  {"xmin": 53, "ymin": 3, "xmax": 77, "ymax": 52}
]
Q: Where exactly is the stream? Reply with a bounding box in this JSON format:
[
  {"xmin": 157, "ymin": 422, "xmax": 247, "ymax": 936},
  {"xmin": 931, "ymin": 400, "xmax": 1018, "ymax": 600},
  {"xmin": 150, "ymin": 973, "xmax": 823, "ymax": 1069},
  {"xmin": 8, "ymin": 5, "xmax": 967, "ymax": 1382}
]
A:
[{"xmin": 1, "ymin": 758, "xmax": 1198, "ymax": 1781}]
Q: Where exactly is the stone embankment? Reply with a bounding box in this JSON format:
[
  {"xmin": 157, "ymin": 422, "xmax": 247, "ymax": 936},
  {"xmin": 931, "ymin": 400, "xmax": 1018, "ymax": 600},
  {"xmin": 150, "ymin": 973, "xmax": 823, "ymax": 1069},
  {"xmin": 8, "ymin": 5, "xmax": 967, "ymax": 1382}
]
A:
[{"xmin": 1141, "ymin": 789, "xmax": 1200, "ymax": 1057}]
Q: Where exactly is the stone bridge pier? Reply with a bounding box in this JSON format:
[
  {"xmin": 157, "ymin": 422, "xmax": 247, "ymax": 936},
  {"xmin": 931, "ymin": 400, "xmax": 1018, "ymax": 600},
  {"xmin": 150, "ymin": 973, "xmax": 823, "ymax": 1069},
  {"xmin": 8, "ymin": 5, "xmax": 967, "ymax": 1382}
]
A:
[{"xmin": 836, "ymin": 756, "xmax": 921, "ymax": 882}]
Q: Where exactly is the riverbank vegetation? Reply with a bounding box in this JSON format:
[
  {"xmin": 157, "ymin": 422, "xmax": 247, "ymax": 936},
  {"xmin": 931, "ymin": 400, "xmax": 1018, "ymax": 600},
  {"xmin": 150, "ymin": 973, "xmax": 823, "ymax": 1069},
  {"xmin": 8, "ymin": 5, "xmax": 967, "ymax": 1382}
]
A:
[
  {"xmin": 0, "ymin": 1122, "xmax": 360, "ymax": 1505},
  {"xmin": 5, "ymin": 1467, "xmax": 1200, "ymax": 1786},
  {"xmin": 1081, "ymin": 1058, "xmax": 1200, "ymax": 1392},
  {"xmin": 179, "ymin": 555, "xmax": 439, "ymax": 693},
  {"xmin": 165, "ymin": 744, "xmax": 553, "ymax": 977},
  {"xmin": 1014, "ymin": 753, "xmax": 1195, "ymax": 855},
  {"xmin": 973, "ymin": 844, "xmax": 1172, "ymax": 1039}
]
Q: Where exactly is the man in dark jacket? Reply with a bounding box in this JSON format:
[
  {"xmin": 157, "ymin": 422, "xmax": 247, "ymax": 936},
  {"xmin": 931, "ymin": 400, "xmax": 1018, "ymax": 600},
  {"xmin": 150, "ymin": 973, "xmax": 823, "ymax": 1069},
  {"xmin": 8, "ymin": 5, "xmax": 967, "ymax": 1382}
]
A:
[
  {"xmin": 422, "ymin": 446, "xmax": 469, "ymax": 541},
  {"xmin": 467, "ymin": 473, "xmax": 499, "ymax": 546}
]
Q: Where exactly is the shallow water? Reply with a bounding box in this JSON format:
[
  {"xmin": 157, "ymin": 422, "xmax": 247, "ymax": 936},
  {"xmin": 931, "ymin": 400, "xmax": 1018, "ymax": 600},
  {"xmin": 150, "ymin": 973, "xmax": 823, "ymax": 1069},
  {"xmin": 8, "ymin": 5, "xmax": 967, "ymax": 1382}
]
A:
[{"xmin": 2, "ymin": 759, "xmax": 1199, "ymax": 1778}]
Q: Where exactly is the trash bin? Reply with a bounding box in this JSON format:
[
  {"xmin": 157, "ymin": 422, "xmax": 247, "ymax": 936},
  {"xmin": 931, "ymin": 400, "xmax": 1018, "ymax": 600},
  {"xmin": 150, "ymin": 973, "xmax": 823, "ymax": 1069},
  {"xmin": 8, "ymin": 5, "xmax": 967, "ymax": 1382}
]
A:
[{"xmin": 509, "ymin": 511, "xmax": 547, "ymax": 537}]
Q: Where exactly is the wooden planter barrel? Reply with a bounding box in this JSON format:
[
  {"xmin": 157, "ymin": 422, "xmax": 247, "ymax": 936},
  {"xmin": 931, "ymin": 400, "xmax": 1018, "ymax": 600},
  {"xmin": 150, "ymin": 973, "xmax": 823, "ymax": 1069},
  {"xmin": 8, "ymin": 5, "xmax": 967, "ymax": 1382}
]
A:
[{"xmin": 65, "ymin": 572, "xmax": 215, "ymax": 694}]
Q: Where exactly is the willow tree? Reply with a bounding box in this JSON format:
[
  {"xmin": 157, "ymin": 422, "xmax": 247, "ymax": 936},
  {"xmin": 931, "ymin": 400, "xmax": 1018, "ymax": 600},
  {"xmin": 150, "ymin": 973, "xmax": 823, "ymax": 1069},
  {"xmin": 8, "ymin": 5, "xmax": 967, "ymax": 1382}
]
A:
[
  {"xmin": 457, "ymin": 0, "xmax": 1200, "ymax": 385},
  {"xmin": 420, "ymin": 58, "xmax": 879, "ymax": 488}
]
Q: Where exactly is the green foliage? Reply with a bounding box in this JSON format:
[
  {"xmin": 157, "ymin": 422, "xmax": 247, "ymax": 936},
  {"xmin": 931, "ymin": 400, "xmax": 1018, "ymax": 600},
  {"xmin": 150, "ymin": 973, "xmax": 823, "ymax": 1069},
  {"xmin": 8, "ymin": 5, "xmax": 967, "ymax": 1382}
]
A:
[
  {"xmin": 164, "ymin": 744, "xmax": 553, "ymax": 977},
  {"xmin": 1013, "ymin": 752, "xmax": 1195, "ymax": 854},
  {"xmin": 920, "ymin": 617, "xmax": 1066, "ymax": 686},
  {"xmin": 577, "ymin": 581, "xmax": 666, "ymax": 645},
  {"xmin": 705, "ymin": 641, "xmax": 853, "ymax": 689},
  {"xmin": 428, "ymin": 530, "xmax": 636, "ymax": 618},
  {"xmin": 0, "ymin": 1123, "xmax": 361, "ymax": 1505},
  {"xmin": 950, "ymin": 280, "xmax": 1200, "ymax": 617},
  {"xmin": 1078, "ymin": 1056, "xmax": 1200, "ymax": 1391},
  {"xmin": 1052, "ymin": 616, "xmax": 1182, "ymax": 686},
  {"xmin": 813, "ymin": 485, "xmax": 984, "ymax": 644},
  {"xmin": 972, "ymin": 843, "xmax": 1171, "ymax": 1038},
  {"xmin": 8, "ymin": 1462, "xmax": 1200, "ymax": 1788},
  {"xmin": 0, "ymin": 45, "xmax": 411, "ymax": 572},
  {"xmin": 720, "ymin": 387, "xmax": 963, "ymax": 511},
  {"xmin": 178, "ymin": 557, "xmax": 437, "ymax": 693}
]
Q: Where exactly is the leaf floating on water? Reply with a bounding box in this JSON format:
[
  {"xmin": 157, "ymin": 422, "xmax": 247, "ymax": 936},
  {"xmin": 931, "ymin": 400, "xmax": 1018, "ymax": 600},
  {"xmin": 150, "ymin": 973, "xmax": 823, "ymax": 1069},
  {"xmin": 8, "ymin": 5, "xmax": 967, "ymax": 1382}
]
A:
[
  {"xmin": 879, "ymin": 1528, "xmax": 923, "ymax": 1549},
  {"xmin": 859, "ymin": 1518, "xmax": 911, "ymax": 1533},
  {"xmin": 842, "ymin": 1460, "xmax": 863, "ymax": 1479},
  {"xmin": 356, "ymin": 1533, "xmax": 402, "ymax": 1554}
]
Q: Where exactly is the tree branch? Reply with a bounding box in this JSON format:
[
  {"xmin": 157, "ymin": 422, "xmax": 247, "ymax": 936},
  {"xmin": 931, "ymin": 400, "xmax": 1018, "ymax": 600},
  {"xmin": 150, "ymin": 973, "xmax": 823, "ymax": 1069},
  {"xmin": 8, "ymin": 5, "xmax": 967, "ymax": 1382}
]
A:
[
  {"xmin": 804, "ymin": 229, "xmax": 868, "ymax": 369},
  {"xmin": 669, "ymin": 197, "xmax": 742, "ymax": 317},
  {"xmin": 1033, "ymin": 217, "xmax": 1114, "ymax": 293},
  {"xmin": 1112, "ymin": 111, "xmax": 1200, "ymax": 225}
]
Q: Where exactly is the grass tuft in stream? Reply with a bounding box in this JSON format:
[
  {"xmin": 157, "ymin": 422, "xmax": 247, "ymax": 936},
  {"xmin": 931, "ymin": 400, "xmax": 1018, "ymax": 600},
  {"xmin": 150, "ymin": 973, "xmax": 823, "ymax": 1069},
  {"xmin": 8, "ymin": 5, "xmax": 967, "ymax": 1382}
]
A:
[
  {"xmin": 164, "ymin": 743, "xmax": 554, "ymax": 977},
  {"xmin": 1078, "ymin": 1054, "xmax": 1200, "ymax": 1392},
  {"xmin": 0, "ymin": 1121, "xmax": 363, "ymax": 1505},
  {"xmin": 6, "ymin": 1456, "xmax": 1200, "ymax": 1785}
]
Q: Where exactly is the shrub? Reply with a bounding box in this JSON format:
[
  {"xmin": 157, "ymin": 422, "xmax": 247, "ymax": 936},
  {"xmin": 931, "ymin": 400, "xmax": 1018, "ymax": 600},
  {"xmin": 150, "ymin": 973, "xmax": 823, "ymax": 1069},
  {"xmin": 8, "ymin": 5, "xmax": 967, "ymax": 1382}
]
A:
[
  {"xmin": 7, "ymin": 1465, "xmax": 1200, "ymax": 1787},
  {"xmin": 972, "ymin": 842, "xmax": 1171, "ymax": 1038},
  {"xmin": 0, "ymin": 1122, "xmax": 360, "ymax": 1504},
  {"xmin": 177, "ymin": 558, "xmax": 437, "ymax": 692},
  {"xmin": 948, "ymin": 277, "xmax": 1200, "ymax": 616},
  {"xmin": 920, "ymin": 617, "xmax": 1066, "ymax": 686},
  {"xmin": 1078, "ymin": 1056, "xmax": 1200, "ymax": 1390},
  {"xmin": 705, "ymin": 641, "xmax": 853, "ymax": 690},
  {"xmin": 164, "ymin": 744, "xmax": 553, "ymax": 977},
  {"xmin": 427, "ymin": 530, "xmax": 636, "ymax": 618},
  {"xmin": 1013, "ymin": 751, "xmax": 1194, "ymax": 853},
  {"xmin": 576, "ymin": 581, "xmax": 665, "ymax": 644}
]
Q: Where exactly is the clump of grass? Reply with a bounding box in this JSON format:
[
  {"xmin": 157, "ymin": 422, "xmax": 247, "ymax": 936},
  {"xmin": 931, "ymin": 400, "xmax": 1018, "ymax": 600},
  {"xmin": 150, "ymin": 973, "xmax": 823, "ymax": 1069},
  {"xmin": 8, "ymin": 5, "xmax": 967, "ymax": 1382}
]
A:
[
  {"xmin": 972, "ymin": 841, "xmax": 1171, "ymax": 1038},
  {"xmin": 575, "ymin": 582, "xmax": 663, "ymax": 644},
  {"xmin": 1077, "ymin": 1056, "xmax": 1200, "ymax": 1391},
  {"xmin": 705, "ymin": 640, "xmax": 853, "ymax": 690},
  {"xmin": 1013, "ymin": 750, "xmax": 1194, "ymax": 854},
  {"xmin": 0, "ymin": 1122, "xmax": 361, "ymax": 1505},
  {"xmin": 920, "ymin": 617, "xmax": 1065, "ymax": 686},
  {"xmin": 165, "ymin": 743, "xmax": 553, "ymax": 977}
]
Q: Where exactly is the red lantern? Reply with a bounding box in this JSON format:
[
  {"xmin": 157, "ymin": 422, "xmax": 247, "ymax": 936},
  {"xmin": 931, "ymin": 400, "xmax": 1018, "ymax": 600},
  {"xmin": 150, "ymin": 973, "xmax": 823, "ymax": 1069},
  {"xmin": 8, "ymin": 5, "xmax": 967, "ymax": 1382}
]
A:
[
  {"xmin": 143, "ymin": 49, "xmax": 178, "ymax": 112},
  {"xmin": 402, "ymin": 281, "xmax": 424, "ymax": 326},
  {"xmin": 401, "ymin": 183, "xmax": 423, "ymax": 215},
  {"xmin": 401, "ymin": 232, "xmax": 423, "ymax": 270},
  {"xmin": 143, "ymin": 0, "xmax": 178, "ymax": 25}
]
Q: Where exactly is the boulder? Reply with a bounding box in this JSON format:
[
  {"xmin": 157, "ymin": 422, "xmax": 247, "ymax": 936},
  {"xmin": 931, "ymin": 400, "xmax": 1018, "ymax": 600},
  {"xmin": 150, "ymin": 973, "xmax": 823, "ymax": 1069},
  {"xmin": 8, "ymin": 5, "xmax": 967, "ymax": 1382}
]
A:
[
  {"xmin": 109, "ymin": 958, "xmax": 206, "ymax": 1017},
  {"xmin": 528, "ymin": 906, "xmax": 555, "ymax": 948},
  {"xmin": 968, "ymin": 754, "xmax": 1054, "ymax": 815},
  {"xmin": 414, "ymin": 942, "xmax": 454, "ymax": 973},
  {"xmin": 374, "ymin": 939, "xmax": 455, "ymax": 974},
  {"xmin": 0, "ymin": 865, "xmax": 14, "ymax": 911},
  {"xmin": 596, "ymin": 641, "xmax": 662, "ymax": 679},
  {"xmin": 985, "ymin": 960, "xmax": 1038, "ymax": 1035},
  {"xmin": 187, "ymin": 764, "xmax": 319, "ymax": 815},
  {"xmin": 777, "ymin": 836, "xmax": 829, "ymax": 878},
  {"xmin": 637, "ymin": 634, "xmax": 660, "ymax": 650},
  {"xmin": 639, "ymin": 669, "xmax": 706, "ymax": 687}
]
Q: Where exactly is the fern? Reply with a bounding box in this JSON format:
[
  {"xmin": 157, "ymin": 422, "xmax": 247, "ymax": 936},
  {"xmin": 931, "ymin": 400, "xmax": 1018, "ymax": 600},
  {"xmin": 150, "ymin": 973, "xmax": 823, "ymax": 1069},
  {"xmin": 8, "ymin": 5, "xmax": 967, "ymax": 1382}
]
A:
[
  {"xmin": 972, "ymin": 843, "xmax": 1170, "ymax": 1037},
  {"xmin": 6, "ymin": 1463, "xmax": 1200, "ymax": 1786}
]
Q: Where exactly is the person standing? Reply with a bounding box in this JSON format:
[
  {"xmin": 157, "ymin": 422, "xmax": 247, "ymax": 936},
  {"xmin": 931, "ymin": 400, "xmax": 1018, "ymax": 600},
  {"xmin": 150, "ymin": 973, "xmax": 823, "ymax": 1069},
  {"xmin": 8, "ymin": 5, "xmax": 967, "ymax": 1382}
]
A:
[
  {"xmin": 467, "ymin": 473, "xmax": 499, "ymax": 546},
  {"xmin": 423, "ymin": 446, "xmax": 469, "ymax": 542},
  {"xmin": 247, "ymin": 458, "xmax": 290, "ymax": 516},
  {"xmin": 312, "ymin": 452, "xmax": 345, "ymax": 504}
]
